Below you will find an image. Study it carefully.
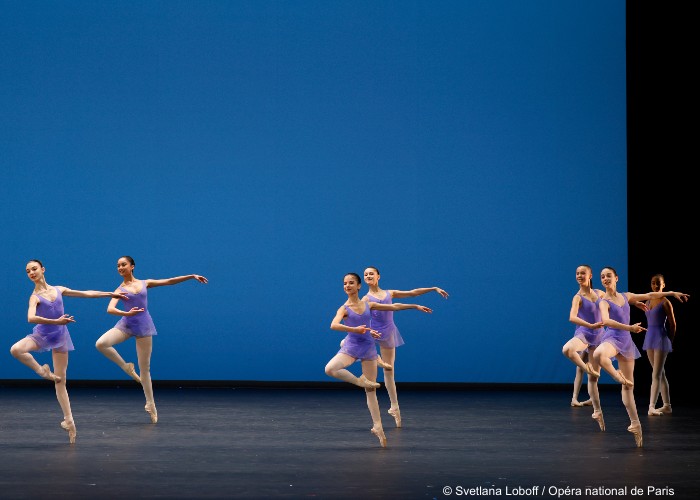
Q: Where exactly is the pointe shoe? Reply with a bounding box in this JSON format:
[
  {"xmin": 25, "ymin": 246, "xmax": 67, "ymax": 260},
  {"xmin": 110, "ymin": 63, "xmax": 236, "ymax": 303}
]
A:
[
  {"xmin": 145, "ymin": 402, "xmax": 158, "ymax": 424},
  {"xmin": 581, "ymin": 399, "xmax": 593, "ymax": 406},
  {"xmin": 628, "ymin": 421, "xmax": 643, "ymax": 447},
  {"xmin": 570, "ymin": 399, "xmax": 584, "ymax": 407},
  {"xmin": 388, "ymin": 407, "xmax": 402, "ymax": 428},
  {"xmin": 660, "ymin": 404, "xmax": 672, "ymax": 415},
  {"xmin": 377, "ymin": 358, "xmax": 393, "ymax": 370},
  {"xmin": 371, "ymin": 425, "xmax": 387, "ymax": 448},
  {"xmin": 357, "ymin": 375, "xmax": 380, "ymax": 389},
  {"xmin": 592, "ymin": 411, "xmax": 605, "ymax": 431},
  {"xmin": 585, "ymin": 363, "xmax": 600, "ymax": 378},
  {"xmin": 616, "ymin": 370, "xmax": 634, "ymax": 388},
  {"xmin": 38, "ymin": 364, "xmax": 61, "ymax": 383},
  {"xmin": 648, "ymin": 407, "xmax": 664, "ymax": 416},
  {"xmin": 62, "ymin": 419, "xmax": 77, "ymax": 444},
  {"xmin": 122, "ymin": 362, "xmax": 142, "ymax": 384}
]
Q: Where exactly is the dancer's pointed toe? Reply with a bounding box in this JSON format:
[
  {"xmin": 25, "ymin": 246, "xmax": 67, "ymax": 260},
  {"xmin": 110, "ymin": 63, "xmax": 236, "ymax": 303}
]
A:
[
  {"xmin": 388, "ymin": 407, "xmax": 402, "ymax": 428},
  {"xmin": 145, "ymin": 402, "xmax": 158, "ymax": 424},
  {"xmin": 628, "ymin": 421, "xmax": 643, "ymax": 447},
  {"xmin": 371, "ymin": 425, "xmax": 387, "ymax": 447},
  {"xmin": 592, "ymin": 411, "xmax": 605, "ymax": 431},
  {"xmin": 122, "ymin": 362, "xmax": 142, "ymax": 384},
  {"xmin": 39, "ymin": 364, "xmax": 61, "ymax": 383}
]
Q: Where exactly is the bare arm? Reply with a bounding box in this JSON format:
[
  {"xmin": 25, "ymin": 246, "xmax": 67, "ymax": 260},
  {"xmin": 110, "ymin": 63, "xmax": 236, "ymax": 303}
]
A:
[
  {"xmin": 600, "ymin": 299, "xmax": 645, "ymax": 333},
  {"xmin": 145, "ymin": 274, "xmax": 208, "ymax": 288},
  {"xmin": 628, "ymin": 291, "xmax": 690, "ymax": 305},
  {"xmin": 58, "ymin": 286, "xmax": 129, "ymax": 301},
  {"xmin": 369, "ymin": 302, "xmax": 433, "ymax": 314},
  {"xmin": 27, "ymin": 296, "xmax": 75, "ymax": 325},
  {"xmin": 663, "ymin": 298, "xmax": 677, "ymax": 342},
  {"xmin": 106, "ymin": 289, "xmax": 144, "ymax": 317},
  {"xmin": 568, "ymin": 295, "xmax": 603, "ymax": 329},
  {"xmin": 330, "ymin": 305, "xmax": 373, "ymax": 334},
  {"xmin": 391, "ymin": 287, "xmax": 448, "ymax": 299}
]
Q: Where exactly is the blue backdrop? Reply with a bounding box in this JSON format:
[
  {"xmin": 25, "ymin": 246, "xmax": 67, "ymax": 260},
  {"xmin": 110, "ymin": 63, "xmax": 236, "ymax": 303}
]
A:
[{"xmin": 1, "ymin": 0, "xmax": 627, "ymax": 383}]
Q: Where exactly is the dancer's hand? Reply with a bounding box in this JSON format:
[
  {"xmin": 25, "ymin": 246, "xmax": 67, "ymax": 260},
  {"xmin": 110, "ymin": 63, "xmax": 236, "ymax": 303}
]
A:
[
  {"xmin": 55, "ymin": 314, "xmax": 76, "ymax": 325},
  {"xmin": 416, "ymin": 305, "xmax": 433, "ymax": 313},
  {"xmin": 369, "ymin": 329, "xmax": 381, "ymax": 339},
  {"xmin": 435, "ymin": 287, "xmax": 449, "ymax": 299},
  {"xmin": 630, "ymin": 322, "xmax": 646, "ymax": 333},
  {"xmin": 194, "ymin": 275, "xmax": 208, "ymax": 284},
  {"xmin": 125, "ymin": 307, "xmax": 145, "ymax": 316},
  {"xmin": 672, "ymin": 292, "xmax": 690, "ymax": 302},
  {"xmin": 112, "ymin": 292, "xmax": 130, "ymax": 300},
  {"xmin": 353, "ymin": 325, "xmax": 371, "ymax": 334}
]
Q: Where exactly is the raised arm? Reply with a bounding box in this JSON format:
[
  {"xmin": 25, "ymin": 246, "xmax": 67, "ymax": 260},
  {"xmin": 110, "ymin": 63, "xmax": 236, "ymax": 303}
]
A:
[
  {"xmin": 628, "ymin": 290, "xmax": 690, "ymax": 305},
  {"xmin": 391, "ymin": 287, "xmax": 448, "ymax": 299},
  {"xmin": 58, "ymin": 286, "xmax": 129, "ymax": 301},
  {"xmin": 145, "ymin": 274, "xmax": 208, "ymax": 288},
  {"xmin": 369, "ymin": 302, "xmax": 433, "ymax": 314},
  {"xmin": 27, "ymin": 295, "xmax": 74, "ymax": 325}
]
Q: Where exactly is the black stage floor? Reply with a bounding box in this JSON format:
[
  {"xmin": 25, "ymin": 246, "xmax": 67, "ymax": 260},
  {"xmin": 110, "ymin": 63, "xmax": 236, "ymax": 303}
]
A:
[{"xmin": 1, "ymin": 384, "xmax": 698, "ymax": 499}]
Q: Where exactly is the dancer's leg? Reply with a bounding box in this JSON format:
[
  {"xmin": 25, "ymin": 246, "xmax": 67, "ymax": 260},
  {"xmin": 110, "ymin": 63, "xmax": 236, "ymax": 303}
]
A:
[
  {"xmin": 10, "ymin": 338, "xmax": 60, "ymax": 382},
  {"xmin": 95, "ymin": 328, "xmax": 140, "ymax": 382},
  {"xmin": 618, "ymin": 356, "xmax": 642, "ymax": 447},
  {"xmin": 647, "ymin": 348, "xmax": 669, "ymax": 415},
  {"xmin": 135, "ymin": 336, "xmax": 158, "ymax": 423},
  {"xmin": 593, "ymin": 342, "xmax": 632, "ymax": 386},
  {"xmin": 562, "ymin": 337, "xmax": 591, "ymax": 372},
  {"xmin": 380, "ymin": 346, "xmax": 401, "ymax": 427},
  {"xmin": 52, "ymin": 351, "xmax": 76, "ymax": 443},
  {"xmin": 325, "ymin": 353, "xmax": 379, "ymax": 388},
  {"xmin": 362, "ymin": 359, "xmax": 386, "ymax": 447},
  {"xmin": 586, "ymin": 352, "xmax": 604, "ymax": 431}
]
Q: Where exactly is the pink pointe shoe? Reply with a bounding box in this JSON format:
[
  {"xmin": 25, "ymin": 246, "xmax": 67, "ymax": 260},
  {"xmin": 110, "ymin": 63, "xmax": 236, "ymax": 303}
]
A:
[
  {"xmin": 357, "ymin": 375, "xmax": 380, "ymax": 389},
  {"xmin": 628, "ymin": 421, "xmax": 643, "ymax": 447},
  {"xmin": 648, "ymin": 406, "xmax": 664, "ymax": 416},
  {"xmin": 61, "ymin": 419, "xmax": 77, "ymax": 444},
  {"xmin": 122, "ymin": 362, "xmax": 142, "ymax": 384},
  {"xmin": 376, "ymin": 358, "xmax": 393, "ymax": 371},
  {"xmin": 616, "ymin": 370, "xmax": 634, "ymax": 388},
  {"xmin": 371, "ymin": 425, "xmax": 387, "ymax": 447},
  {"xmin": 145, "ymin": 402, "xmax": 158, "ymax": 424},
  {"xmin": 592, "ymin": 411, "xmax": 605, "ymax": 431},
  {"xmin": 585, "ymin": 363, "xmax": 600, "ymax": 378},
  {"xmin": 388, "ymin": 407, "xmax": 402, "ymax": 428},
  {"xmin": 38, "ymin": 364, "xmax": 61, "ymax": 383},
  {"xmin": 659, "ymin": 404, "xmax": 672, "ymax": 415}
]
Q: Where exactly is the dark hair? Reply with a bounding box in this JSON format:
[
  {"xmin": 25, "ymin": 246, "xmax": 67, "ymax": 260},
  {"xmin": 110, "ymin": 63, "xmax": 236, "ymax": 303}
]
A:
[
  {"xmin": 579, "ymin": 264, "xmax": 593, "ymax": 287},
  {"xmin": 602, "ymin": 266, "xmax": 618, "ymax": 277},
  {"xmin": 27, "ymin": 259, "xmax": 43, "ymax": 268},
  {"xmin": 651, "ymin": 273, "xmax": 665, "ymax": 284},
  {"xmin": 119, "ymin": 256, "xmax": 135, "ymax": 266},
  {"xmin": 365, "ymin": 266, "xmax": 380, "ymax": 275},
  {"xmin": 344, "ymin": 272, "xmax": 362, "ymax": 285}
]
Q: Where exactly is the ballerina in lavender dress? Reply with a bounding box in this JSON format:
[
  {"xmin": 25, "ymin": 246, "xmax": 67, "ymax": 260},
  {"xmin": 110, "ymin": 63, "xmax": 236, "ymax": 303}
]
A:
[
  {"xmin": 10, "ymin": 259, "xmax": 128, "ymax": 444},
  {"xmin": 325, "ymin": 272, "xmax": 433, "ymax": 448},
  {"xmin": 95, "ymin": 255, "xmax": 207, "ymax": 424}
]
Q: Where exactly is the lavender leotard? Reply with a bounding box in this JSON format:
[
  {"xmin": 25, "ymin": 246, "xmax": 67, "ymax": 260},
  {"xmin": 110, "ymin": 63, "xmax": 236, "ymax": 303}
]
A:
[
  {"xmin": 114, "ymin": 280, "xmax": 157, "ymax": 337},
  {"xmin": 363, "ymin": 292, "xmax": 405, "ymax": 349},
  {"xmin": 600, "ymin": 293, "xmax": 641, "ymax": 359},
  {"xmin": 573, "ymin": 293, "xmax": 604, "ymax": 349},
  {"xmin": 642, "ymin": 302, "xmax": 673, "ymax": 352},
  {"xmin": 337, "ymin": 302, "xmax": 378, "ymax": 361},
  {"xmin": 26, "ymin": 287, "xmax": 74, "ymax": 352}
]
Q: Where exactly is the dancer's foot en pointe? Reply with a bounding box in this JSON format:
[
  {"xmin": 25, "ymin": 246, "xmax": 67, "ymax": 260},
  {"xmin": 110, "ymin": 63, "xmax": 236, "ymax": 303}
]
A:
[
  {"xmin": 627, "ymin": 420, "xmax": 643, "ymax": 447},
  {"xmin": 145, "ymin": 402, "xmax": 158, "ymax": 424},
  {"xmin": 371, "ymin": 425, "xmax": 387, "ymax": 447},
  {"xmin": 388, "ymin": 407, "xmax": 402, "ymax": 428},
  {"xmin": 61, "ymin": 419, "xmax": 77, "ymax": 444},
  {"xmin": 615, "ymin": 370, "xmax": 634, "ymax": 388},
  {"xmin": 357, "ymin": 375, "xmax": 380, "ymax": 389},
  {"xmin": 585, "ymin": 363, "xmax": 600, "ymax": 378},
  {"xmin": 122, "ymin": 362, "xmax": 142, "ymax": 384},
  {"xmin": 660, "ymin": 404, "xmax": 672, "ymax": 415},
  {"xmin": 376, "ymin": 357, "xmax": 393, "ymax": 371},
  {"xmin": 38, "ymin": 364, "xmax": 61, "ymax": 383},
  {"xmin": 591, "ymin": 410, "xmax": 605, "ymax": 431}
]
